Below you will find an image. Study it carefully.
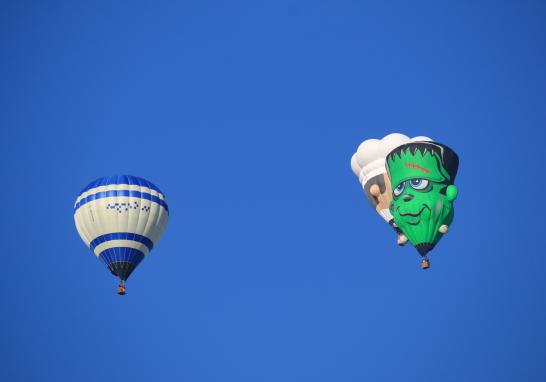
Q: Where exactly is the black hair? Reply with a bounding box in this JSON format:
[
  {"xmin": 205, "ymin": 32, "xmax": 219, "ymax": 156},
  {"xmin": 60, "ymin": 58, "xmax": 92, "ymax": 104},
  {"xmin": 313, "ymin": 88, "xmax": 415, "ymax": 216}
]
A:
[{"xmin": 387, "ymin": 141, "xmax": 459, "ymax": 183}]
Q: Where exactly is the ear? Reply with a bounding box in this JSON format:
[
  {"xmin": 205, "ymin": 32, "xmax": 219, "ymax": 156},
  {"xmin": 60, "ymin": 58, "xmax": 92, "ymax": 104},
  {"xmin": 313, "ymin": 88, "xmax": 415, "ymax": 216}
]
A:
[
  {"xmin": 446, "ymin": 185, "xmax": 458, "ymax": 202},
  {"xmin": 369, "ymin": 184, "xmax": 381, "ymax": 197}
]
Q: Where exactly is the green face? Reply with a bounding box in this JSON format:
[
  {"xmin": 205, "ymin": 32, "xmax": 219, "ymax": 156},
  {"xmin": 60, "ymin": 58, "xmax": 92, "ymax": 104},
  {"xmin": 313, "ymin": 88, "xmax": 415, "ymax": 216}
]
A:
[{"xmin": 387, "ymin": 145, "xmax": 457, "ymax": 251}]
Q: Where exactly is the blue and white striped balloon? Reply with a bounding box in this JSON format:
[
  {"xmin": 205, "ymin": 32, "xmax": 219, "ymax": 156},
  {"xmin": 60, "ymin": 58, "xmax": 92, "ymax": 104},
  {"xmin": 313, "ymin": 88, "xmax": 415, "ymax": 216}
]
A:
[{"xmin": 74, "ymin": 175, "xmax": 169, "ymax": 284}]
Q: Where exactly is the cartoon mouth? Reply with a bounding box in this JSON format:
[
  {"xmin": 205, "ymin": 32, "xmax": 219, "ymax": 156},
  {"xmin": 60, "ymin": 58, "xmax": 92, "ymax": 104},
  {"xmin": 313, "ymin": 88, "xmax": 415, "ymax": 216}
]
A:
[{"xmin": 397, "ymin": 205, "xmax": 427, "ymax": 217}]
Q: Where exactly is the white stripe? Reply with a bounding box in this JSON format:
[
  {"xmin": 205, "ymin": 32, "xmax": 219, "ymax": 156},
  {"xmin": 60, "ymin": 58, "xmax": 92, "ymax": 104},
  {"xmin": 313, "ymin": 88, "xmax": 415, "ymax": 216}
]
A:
[
  {"xmin": 75, "ymin": 184, "xmax": 166, "ymax": 206},
  {"xmin": 92, "ymin": 240, "xmax": 151, "ymax": 257},
  {"xmin": 378, "ymin": 208, "xmax": 393, "ymax": 222}
]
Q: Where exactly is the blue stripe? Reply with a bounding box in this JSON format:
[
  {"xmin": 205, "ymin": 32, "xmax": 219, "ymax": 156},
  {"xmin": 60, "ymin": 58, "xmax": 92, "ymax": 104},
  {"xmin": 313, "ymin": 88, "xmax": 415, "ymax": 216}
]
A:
[
  {"xmin": 79, "ymin": 175, "xmax": 165, "ymax": 196},
  {"xmin": 74, "ymin": 189, "xmax": 169, "ymax": 213},
  {"xmin": 89, "ymin": 232, "xmax": 154, "ymax": 252},
  {"xmin": 98, "ymin": 247, "xmax": 145, "ymax": 266}
]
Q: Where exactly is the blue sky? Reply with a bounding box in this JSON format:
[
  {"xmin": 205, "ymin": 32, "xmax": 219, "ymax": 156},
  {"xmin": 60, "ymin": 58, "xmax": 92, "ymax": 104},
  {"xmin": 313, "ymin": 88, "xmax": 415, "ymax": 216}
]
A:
[{"xmin": 1, "ymin": 1, "xmax": 546, "ymax": 381}]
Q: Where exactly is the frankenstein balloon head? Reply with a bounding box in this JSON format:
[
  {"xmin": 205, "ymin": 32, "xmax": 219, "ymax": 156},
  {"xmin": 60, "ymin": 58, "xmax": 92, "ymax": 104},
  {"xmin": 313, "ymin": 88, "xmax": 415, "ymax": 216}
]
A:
[{"xmin": 386, "ymin": 142, "xmax": 459, "ymax": 268}]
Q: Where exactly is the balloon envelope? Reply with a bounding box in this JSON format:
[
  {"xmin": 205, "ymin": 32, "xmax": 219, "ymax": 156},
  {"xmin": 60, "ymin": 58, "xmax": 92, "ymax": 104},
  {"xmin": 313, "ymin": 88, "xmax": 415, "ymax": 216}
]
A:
[
  {"xmin": 386, "ymin": 142, "xmax": 459, "ymax": 257},
  {"xmin": 74, "ymin": 175, "xmax": 169, "ymax": 281}
]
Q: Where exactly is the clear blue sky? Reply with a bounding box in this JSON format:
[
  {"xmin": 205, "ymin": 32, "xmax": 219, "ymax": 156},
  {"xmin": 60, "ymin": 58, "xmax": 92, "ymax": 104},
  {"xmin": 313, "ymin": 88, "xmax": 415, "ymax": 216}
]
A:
[{"xmin": 1, "ymin": 1, "xmax": 545, "ymax": 381}]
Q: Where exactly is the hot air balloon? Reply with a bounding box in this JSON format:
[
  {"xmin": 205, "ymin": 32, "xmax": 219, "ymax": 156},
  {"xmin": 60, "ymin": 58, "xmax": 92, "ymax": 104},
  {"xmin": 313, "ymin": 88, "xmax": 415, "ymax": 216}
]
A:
[
  {"xmin": 386, "ymin": 141, "xmax": 459, "ymax": 269},
  {"xmin": 351, "ymin": 133, "xmax": 432, "ymax": 245},
  {"xmin": 74, "ymin": 175, "xmax": 169, "ymax": 295}
]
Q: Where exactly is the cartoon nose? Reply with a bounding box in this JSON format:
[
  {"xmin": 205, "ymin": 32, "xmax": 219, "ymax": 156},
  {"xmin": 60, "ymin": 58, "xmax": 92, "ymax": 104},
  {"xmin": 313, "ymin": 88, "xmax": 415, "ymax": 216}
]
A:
[{"xmin": 403, "ymin": 194, "xmax": 414, "ymax": 202}]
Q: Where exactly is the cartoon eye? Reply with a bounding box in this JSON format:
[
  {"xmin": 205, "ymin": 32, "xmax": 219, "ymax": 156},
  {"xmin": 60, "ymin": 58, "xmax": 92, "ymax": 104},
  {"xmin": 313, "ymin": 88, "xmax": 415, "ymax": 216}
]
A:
[
  {"xmin": 393, "ymin": 182, "xmax": 405, "ymax": 196},
  {"xmin": 410, "ymin": 179, "xmax": 429, "ymax": 190}
]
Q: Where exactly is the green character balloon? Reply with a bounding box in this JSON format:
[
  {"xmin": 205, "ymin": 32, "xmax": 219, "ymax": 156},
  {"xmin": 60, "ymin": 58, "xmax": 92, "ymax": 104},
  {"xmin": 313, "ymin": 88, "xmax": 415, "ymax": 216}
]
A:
[{"xmin": 386, "ymin": 142, "xmax": 459, "ymax": 269}]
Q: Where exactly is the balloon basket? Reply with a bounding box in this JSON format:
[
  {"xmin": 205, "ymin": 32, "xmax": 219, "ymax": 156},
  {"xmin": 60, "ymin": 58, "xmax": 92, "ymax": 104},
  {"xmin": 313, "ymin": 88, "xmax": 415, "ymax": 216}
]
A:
[
  {"xmin": 421, "ymin": 258, "xmax": 430, "ymax": 270},
  {"xmin": 117, "ymin": 282, "xmax": 126, "ymax": 295}
]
